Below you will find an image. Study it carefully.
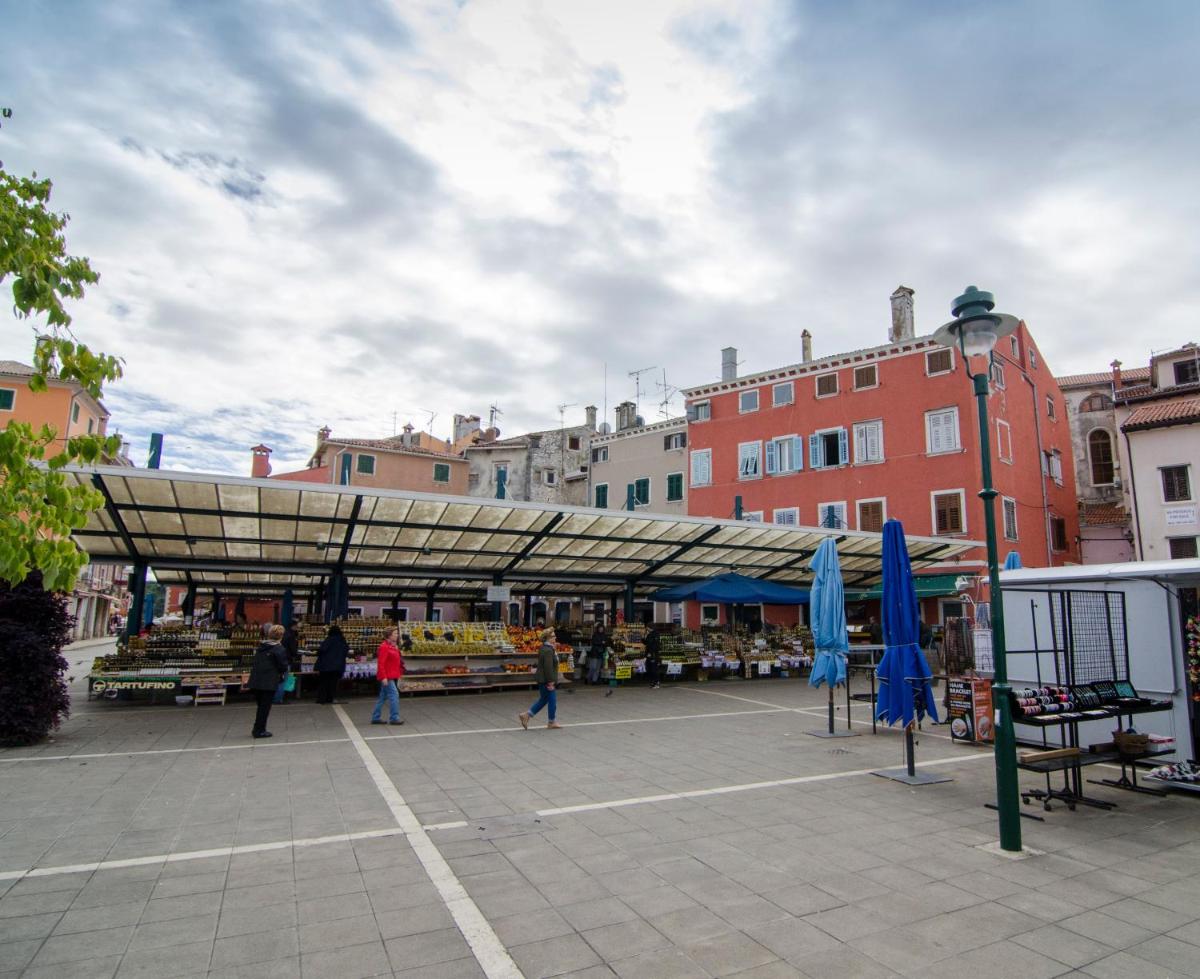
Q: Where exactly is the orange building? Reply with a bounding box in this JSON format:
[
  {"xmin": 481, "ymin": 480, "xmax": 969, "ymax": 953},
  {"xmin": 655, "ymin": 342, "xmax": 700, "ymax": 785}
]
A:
[{"xmin": 0, "ymin": 359, "xmax": 111, "ymax": 448}]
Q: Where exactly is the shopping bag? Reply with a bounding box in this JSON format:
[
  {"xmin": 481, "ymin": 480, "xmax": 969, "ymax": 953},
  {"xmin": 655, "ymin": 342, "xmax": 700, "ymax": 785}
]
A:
[{"xmin": 282, "ymin": 674, "xmax": 297, "ymax": 693}]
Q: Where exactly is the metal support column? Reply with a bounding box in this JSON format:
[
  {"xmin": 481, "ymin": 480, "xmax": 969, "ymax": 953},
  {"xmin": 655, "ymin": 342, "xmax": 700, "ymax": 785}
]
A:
[
  {"xmin": 624, "ymin": 580, "xmax": 635, "ymax": 623},
  {"xmin": 734, "ymin": 495, "xmax": 743, "ymax": 520}
]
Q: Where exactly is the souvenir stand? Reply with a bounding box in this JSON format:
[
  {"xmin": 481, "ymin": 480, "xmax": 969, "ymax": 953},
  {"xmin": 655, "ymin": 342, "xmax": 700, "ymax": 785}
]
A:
[{"xmin": 1005, "ymin": 587, "xmax": 1175, "ymax": 812}]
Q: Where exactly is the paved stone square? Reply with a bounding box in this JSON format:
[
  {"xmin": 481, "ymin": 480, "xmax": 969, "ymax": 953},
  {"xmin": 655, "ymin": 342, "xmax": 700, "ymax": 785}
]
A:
[{"xmin": 2, "ymin": 647, "xmax": 1199, "ymax": 978}]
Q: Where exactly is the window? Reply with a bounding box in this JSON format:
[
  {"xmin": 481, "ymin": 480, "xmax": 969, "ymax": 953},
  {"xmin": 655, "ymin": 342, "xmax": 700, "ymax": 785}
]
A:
[
  {"xmin": 809, "ymin": 428, "xmax": 849, "ymax": 469},
  {"xmin": 766, "ymin": 435, "xmax": 803, "ymax": 475},
  {"xmin": 666, "ymin": 472, "xmax": 684, "ymax": 502},
  {"xmin": 433, "ymin": 462, "xmax": 451, "ymax": 483},
  {"xmin": 926, "ymin": 349, "xmax": 953, "ymax": 375},
  {"xmin": 1003, "ymin": 497, "xmax": 1018, "ymax": 541},
  {"xmin": 568, "ymin": 435, "xmax": 581, "ymax": 451},
  {"xmin": 594, "ymin": 483, "xmax": 608, "ymax": 508},
  {"xmin": 742, "ymin": 511, "xmax": 763, "ymax": 522},
  {"xmin": 633, "ymin": 478, "xmax": 650, "ymax": 506},
  {"xmin": 543, "ymin": 469, "xmax": 557, "ymax": 485},
  {"xmin": 739, "ymin": 390, "xmax": 759, "ymax": 413},
  {"xmin": 87, "ymin": 418, "xmax": 94, "ymax": 434},
  {"xmin": 773, "ymin": 507, "xmax": 799, "ymax": 526},
  {"xmin": 429, "ymin": 608, "xmax": 443, "ymax": 623},
  {"xmin": 1170, "ymin": 537, "xmax": 1199, "ymax": 560},
  {"xmin": 1162, "ymin": 465, "xmax": 1192, "ymax": 502},
  {"xmin": 1046, "ymin": 395, "xmax": 1056, "ymax": 420},
  {"xmin": 816, "ymin": 373, "xmax": 839, "ymax": 397},
  {"xmin": 925, "ymin": 408, "xmax": 961, "ymax": 454},
  {"xmin": 1010, "ymin": 336, "xmax": 1020, "ymax": 358},
  {"xmin": 390, "ymin": 607, "xmax": 409, "ymax": 621},
  {"xmin": 690, "ymin": 449, "xmax": 712, "ymax": 487},
  {"xmin": 71, "ymin": 402, "xmax": 80, "ymax": 423},
  {"xmin": 1088, "ymin": 430, "xmax": 1114, "ymax": 486},
  {"xmin": 690, "ymin": 400, "xmax": 711, "ymax": 422},
  {"xmin": 853, "ymin": 420, "xmax": 884, "ymax": 464},
  {"xmin": 853, "ymin": 364, "xmax": 878, "ymax": 390},
  {"xmin": 1051, "ymin": 517, "xmax": 1068, "ymax": 552},
  {"xmin": 1175, "ymin": 360, "xmax": 1200, "ymax": 386},
  {"xmin": 1050, "ymin": 450, "xmax": 1063, "ymax": 485},
  {"xmin": 0, "ymin": 388, "xmax": 14, "ymax": 411},
  {"xmin": 990, "ymin": 362, "xmax": 1006, "ymax": 389},
  {"xmin": 1029, "ymin": 349, "xmax": 1038, "ymax": 370},
  {"xmin": 356, "ymin": 454, "xmax": 376, "ymax": 475},
  {"xmin": 996, "ymin": 420, "xmax": 1012, "ymax": 463},
  {"xmin": 818, "ymin": 502, "xmax": 848, "ymax": 529},
  {"xmin": 772, "ymin": 382, "xmax": 794, "ymax": 407},
  {"xmin": 1080, "ymin": 392, "xmax": 1112, "ymax": 413},
  {"xmin": 857, "ymin": 499, "xmax": 885, "ymax": 533},
  {"xmin": 591, "ymin": 446, "xmax": 609, "ymax": 463},
  {"xmin": 701, "ymin": 604, "xmax": 720, "ymax": 625},
  {"xmin": 664, "ymin": 432, "xmax": 687, "ymax": 451},
  {"xmin": 932, "ymin": 490, "xmax": 966, "ymax": 535},
  {"xmin": 494, "ymin": 463, "xmax": 508, "ymax": 485},
  {"xmin": 738, "ymin": 442, "xmax": 762, "ymax": 479}
]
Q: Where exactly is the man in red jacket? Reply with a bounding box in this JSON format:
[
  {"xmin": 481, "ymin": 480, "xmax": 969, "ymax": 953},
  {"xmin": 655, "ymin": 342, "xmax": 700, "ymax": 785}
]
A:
[{"xmin": 371, "ymin": 627, "xmax": 405, "ymax": 725}]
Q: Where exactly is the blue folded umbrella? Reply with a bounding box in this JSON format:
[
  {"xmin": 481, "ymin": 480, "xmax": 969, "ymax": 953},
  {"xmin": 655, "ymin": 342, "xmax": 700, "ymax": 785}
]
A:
[
  {"xmin": 875, "ymin": 520, "xmax": 939, "ymax": 726},
  {"xmin": 808, "ymin": 538, "xmax": 848, "ymax": 689},
  {"xmin": 1003, "ymin": 551, "xmax": 1023, "ymax": 570}
]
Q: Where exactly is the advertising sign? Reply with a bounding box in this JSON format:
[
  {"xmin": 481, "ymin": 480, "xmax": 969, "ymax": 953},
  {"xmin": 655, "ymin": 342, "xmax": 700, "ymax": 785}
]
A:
[{"xmin": 948, "ymin": 677, "xmax": 994, "ymax": 743}]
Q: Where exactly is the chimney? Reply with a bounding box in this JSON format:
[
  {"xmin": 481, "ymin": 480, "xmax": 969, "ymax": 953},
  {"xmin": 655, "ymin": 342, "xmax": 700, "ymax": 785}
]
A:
[
  {"xmin": 721, "ymin": 347, "xmax": 738, "ymax": 382},
  {"xmin": 401, "ymin": 423, "xmax": 414, "ymax": 448},
  {"xmin": 585, "ymin": 405, "xmax": 597, "ymax": 431},
  {"xmin": 801, "ymin": 330, "xmax": 813, "ymax": 362},
  {"xmin": 251, "ymin": 444, "xmax": 272, "ymax": 478},
  {"xmin": 889, "ymin": 285, "xmax": 915, "ymax": 342},
  {"xmin": 1111, "ymin": 359, "xmax": 1122, "ymax": 390},
  {"xmin": 615, "ymin": 401, "xmax": 638, "ymax": 432},
  {"xmin": 317, "ymin": 426, "xmax": 331, "ymax": 446}
]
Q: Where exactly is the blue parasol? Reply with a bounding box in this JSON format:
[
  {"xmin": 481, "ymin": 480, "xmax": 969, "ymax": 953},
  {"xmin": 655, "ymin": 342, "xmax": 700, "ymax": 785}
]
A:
[
  {"xmin": 1003, "ymin": 551, "xmax": 1023, "ymax": 570},
  {"xmin": 873, "ymin": 520, "xmax": 949, "ymax": 784},
  {"xmin": 806, "ymin": 538, "xmax": 857, "ymax": 738}
]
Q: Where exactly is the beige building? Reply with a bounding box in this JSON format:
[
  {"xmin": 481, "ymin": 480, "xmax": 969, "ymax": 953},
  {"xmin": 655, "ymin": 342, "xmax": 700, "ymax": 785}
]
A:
[
  {"xmin": 1114, "ymin": 343, "xmax": 1200, "ymax": 561},
  {"xmin": 588, "ymin": 404, "xmax": 688, "ymax": 514}
]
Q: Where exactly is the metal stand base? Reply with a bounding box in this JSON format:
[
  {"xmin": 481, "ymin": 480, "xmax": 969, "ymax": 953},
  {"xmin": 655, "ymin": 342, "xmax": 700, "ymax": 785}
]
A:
[
  {"xmin": 872, "ymin": 767, "xmax": 953, "ymax": 785},
  {"xmin": 985, "ymin": 802, "xmax": 1044, "ymax": 822},
  {"xmin": 807, "ymin": 729, "xmax": 859, "ymax": 738}
]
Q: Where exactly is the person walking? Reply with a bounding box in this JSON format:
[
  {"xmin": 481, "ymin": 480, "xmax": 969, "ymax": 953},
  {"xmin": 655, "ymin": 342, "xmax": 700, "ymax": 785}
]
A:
[
  {"xmin": 370, "ymin": 626, "xmax": 404, "ymax": 725},
  {"xmin": 249, "ymin": 624, "xmax": 289, "ymax": 739},
  {"xmin": 644, "ymin": 624, "xmax": 662, "ymax": 689},
  {"xmin": 519, "ymin": 629, "xmax": 562, "ymax": 730},
  {"xmin": 274, "ymin": 623, "xmax": 301, "ymax": 703},
  {"xmin": 315, "ymin": 624, "xmax": 349, "ymax": 704},
  {"xmin": 587, "ymin": 624, "xmax": 607, "ymax": 685}
]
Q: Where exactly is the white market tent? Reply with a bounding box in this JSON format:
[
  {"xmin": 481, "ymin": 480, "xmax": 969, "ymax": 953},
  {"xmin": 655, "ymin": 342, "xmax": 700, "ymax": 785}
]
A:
[{"xmin": 65, "ymin": 465, "xmax": 980, "ymax": 610}]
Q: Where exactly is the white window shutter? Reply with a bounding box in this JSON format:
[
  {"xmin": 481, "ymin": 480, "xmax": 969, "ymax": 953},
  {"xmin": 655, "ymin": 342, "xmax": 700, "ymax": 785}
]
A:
[
  {"xmin": 809, "ymin": 434, "xmax": 820, "ymax": 469},
  {"xmin": 792, "ymin": 436, "xmax": 803, "ymax": 471},
  {"xmin": 838, "ymin": 428, "xmax": 849, "ymax": 465},
  {"xmin": 765, "ymin": 439, "xmax": 778, "ymax": 475}
]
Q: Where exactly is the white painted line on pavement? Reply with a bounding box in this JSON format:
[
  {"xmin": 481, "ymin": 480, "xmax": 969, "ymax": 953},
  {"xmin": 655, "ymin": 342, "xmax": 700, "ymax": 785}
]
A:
[
  {"xmin": 333, "ymin": 705, "xmax": 523, "ymax": 979},
  {"xmin": 0, "ymin": 736, "xmax": 353, "ymax": 763},
  {"xmin": 536, "ymin": 750, "xmax": 992, "ymax": 817}
]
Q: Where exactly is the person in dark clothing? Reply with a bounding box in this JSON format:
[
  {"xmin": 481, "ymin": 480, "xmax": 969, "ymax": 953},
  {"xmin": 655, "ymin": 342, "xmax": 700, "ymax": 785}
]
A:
[
  {"xmin": 274, "ymin": 624, "xmax": 301, "ymax": 703},
  {"xmin": 587, "ymin": 625, "xmax": 607, "ymax": 685},
  {"xmin": 249, "ymin": 624, "xmax": 289, "ymax": 738},
  {"xmin": 643, "ymin": 626, "xmax": 662, "ymax": 689},
  {"xmin": 518, "ymin": 630, "xmax": 562, "ymax": 729},
  {"xmin": 867, "ymin": 616, "xmax": 883, "ymax": 646},
  {"xmin": 315, "ymin": 625, "xmax": 349, "ymax": 704}
]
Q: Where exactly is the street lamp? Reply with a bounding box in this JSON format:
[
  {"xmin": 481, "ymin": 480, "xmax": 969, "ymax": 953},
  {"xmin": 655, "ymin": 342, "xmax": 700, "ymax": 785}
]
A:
[{"xmin": 933, "ymin": 286, "xmax": 1023, "ymax": 853}]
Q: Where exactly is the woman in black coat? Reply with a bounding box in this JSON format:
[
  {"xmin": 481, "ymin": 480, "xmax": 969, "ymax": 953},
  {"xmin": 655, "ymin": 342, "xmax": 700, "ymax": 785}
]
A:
[
  {"xmin": 249, "ymin": 624, "xmax": 289, "ymax": 738},
  {"xmin": 315, "ymin": 625, "xmax": 350, "ymax": 704}
]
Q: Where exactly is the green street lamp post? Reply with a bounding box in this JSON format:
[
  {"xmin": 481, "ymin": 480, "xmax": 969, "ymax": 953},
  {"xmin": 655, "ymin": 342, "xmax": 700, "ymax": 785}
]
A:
[{"xmin": 933, "ymin": 286, "xmax": 1023, "ymax": 853}]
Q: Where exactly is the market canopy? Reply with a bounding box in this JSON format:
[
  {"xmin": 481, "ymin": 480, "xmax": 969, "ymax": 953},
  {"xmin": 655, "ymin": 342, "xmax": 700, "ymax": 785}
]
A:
[
  {"xmin": 65, "ymin": 465, "xmax": 980, "ymax": 600},
  {"xmin": 649, "ymin": 572, "xmax": 810, "ymax": 604}
]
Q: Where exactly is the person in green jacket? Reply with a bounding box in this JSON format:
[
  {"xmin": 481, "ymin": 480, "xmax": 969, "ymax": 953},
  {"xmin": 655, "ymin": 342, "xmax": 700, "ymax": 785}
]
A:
[{"xmin": 518, "ymin": 629, "xmax": 563, "ymax": 730}]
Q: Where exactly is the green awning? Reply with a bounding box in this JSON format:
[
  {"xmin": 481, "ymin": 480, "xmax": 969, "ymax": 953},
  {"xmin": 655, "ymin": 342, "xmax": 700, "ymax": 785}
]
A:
[{"xmin": 844, "ymin": 573, "xmax": 961, "ymax": 602}]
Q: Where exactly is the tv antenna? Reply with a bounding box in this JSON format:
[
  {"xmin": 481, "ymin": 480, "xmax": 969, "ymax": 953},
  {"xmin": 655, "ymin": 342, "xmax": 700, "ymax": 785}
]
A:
[
  {"xmin": 488, "ymin": 403, "xmax": 503, "ymax": 429},
  {"xmin": 419, "ymin": 409, "xmax": 437, "ymax": 435},
  {"xmin": 656, "ymin": 368, "xmax": 679, "ymax": 419},
  {"xmin": 628, "ymin": 366, "xmax": 657, "ymax": 413},
  {"xmin": 557, "ymin": 402, "xmax": 577, "ymax": 429}
]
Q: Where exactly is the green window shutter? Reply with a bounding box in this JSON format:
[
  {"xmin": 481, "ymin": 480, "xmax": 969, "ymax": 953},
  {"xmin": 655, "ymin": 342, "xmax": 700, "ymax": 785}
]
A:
[
  {"xmin": 634, "ymin": 478, "xmax": 650, "ymax": 505},
  {"xmin": 433, "ymin": 463, "xmax": 450, "ymax": 483},
  {"xmin": 0, "ymin": 389, "xmax": 14, "ymax": 410},
  {"xmin": 595, "ymin": 484, "xmax": 608, "ymax": 508},
  {"xmin": 666, "ymin": 473, "xmax": 683, "ymax": 502}
]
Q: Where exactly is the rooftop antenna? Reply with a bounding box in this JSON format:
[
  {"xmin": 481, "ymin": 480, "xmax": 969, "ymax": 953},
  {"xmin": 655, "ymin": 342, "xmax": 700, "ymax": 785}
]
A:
[
  {"xmin": 656, "ymin": 368, "xmax": 678, "ymax": 419},
  {"xmin": 391, "ymin": 411, "xmax": 398, "ymax": 436},
  {"xmin": 488, "ymin": 403, "xmax": 503, "ymax": 429},
  {"xmin": 602, "ymin": 362, "xmax": 607, "ymax": 431},
  {"xmin": 628, "ymin": 366, "xmax": 656, "ymax": 415},
  {"xmin": 420, "ymin": 409, "xmax": 437, "ymax": 435}
]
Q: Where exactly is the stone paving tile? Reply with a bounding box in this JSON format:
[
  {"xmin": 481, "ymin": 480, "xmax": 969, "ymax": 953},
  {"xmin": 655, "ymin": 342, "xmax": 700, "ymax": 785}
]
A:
[
  {"xmin": 210, "ymin": 926, "xmax": 300, "ymax": 969},
  {"xmin": 392, "ymin": 957, "xmax": 487, "ymax": 978},
  {"xmin": 300, "ymin": 939, "xmax": 392, "ymax": 979},
  {"xmin": 1079, "ymin": 949, "xmax": 1178, "ymax": 977},
  {"xmin": 128, "ymin": 910, "xmax": 219, "ymax": 950},
  {"xmin": 508, "ymin": 933, "xmax": 605, "ymax": 978},
  {"xmin": 916, "ymin": 938, "xmax": 1072, "ymax": 979},
  {"xmin": 114, "ymin": 939, "xmax": 213, "ymax": 979},
  {"xmin": 581, "ymin": 918, "xmax": 672, "ymax": 961},
  {"xmin": 29, "ymin": 924, "xmax": 135, "ymax": 968},
  {"xmin": 791, "ymin": 946, "xmax": 901, "ymax": 978},
  {"xmin": 680, "ymin": 931, "xmax": 777, "ymax": 976},
  {"xmin": 1056, "ymin": 908, "xmax": 1157, "ymax": 949},
  {"xmin": 608, "ymin": 946, "xmax": 711, "ymax": 979},
  {"xmin": 1125, "ymin": 934, "xmax": 1200, "ymax": 977},
  {"xmin": 384, "ymin": 927, "xmax": 474, "ymax": 972},
  {"xmin": 19, "ymin": 953, "xmax": 124, "ymax": 978}
]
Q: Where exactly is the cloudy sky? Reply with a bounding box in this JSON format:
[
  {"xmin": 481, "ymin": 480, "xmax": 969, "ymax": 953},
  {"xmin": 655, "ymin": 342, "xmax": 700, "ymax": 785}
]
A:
[{"xmin": 2, "ymin": 1, "xmax": 1198, "ymax": 475}]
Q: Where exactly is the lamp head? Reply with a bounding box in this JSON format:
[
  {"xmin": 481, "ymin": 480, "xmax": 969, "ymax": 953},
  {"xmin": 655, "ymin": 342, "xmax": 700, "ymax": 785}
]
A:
[{"xmin": 933, "ymin": 285, "xmax": 1020, "ymax": 360}]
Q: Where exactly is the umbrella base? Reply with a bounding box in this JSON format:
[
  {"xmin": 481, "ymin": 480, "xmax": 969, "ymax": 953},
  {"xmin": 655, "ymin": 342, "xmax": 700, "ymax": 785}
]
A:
[
  {"xmin": 871, "ymin": 767, "xmax": 953, "ymax": 785},
  {"xmin": 806, "ymin": 729, "xmax": 859, "ymax": 738}
]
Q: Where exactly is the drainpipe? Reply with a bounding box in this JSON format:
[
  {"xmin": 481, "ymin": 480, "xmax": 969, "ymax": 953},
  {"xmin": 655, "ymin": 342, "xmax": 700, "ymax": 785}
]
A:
[
  {"xmin": 1019, "ymin": 370, "xmax": 1054, "ymax": 564},
  {"xmin": 1122, "ymin": 429, "xmax": 1145, "ymax": 560}
]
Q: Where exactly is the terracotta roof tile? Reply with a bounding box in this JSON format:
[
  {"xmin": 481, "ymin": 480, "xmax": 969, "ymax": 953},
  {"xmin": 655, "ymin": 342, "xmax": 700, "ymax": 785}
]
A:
[
  {"xmin": 0, "ymin": 360, "xmax": 34, "ymax": 375},
  {"xmin": 327, "ymin": 437, "xmax": 466, "ymax": 461},
  {"xmin": 1080, "ymin": 502, "xmax": 1129, "ymax": 526},
  {"xmin": 1055, "ymin": 366, "xmax": 1149, "ymax": 388},
  {"xmin": 1121, "ymin": 398, "xmax": 1200, "ymax": 431}
]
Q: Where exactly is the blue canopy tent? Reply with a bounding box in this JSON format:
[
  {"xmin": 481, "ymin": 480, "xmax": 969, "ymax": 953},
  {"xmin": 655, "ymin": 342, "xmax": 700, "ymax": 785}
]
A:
[
  {"xmin": 806, "ymin": 539, "xmax": 857, "ymax": 738},
  {"xmin": 650, "ymin": 572, "xmax": 809, "ymax": 636},
  {"xmin": 872, "ymin": 520, "xmax": 951, "ymax": 785}
]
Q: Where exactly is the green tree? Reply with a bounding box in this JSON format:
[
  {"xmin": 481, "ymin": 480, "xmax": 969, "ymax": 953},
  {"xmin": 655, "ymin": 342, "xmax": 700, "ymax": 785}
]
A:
[{"xmin": 1, "ymin": 107, "xmax": 123, "ymax": 592}]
